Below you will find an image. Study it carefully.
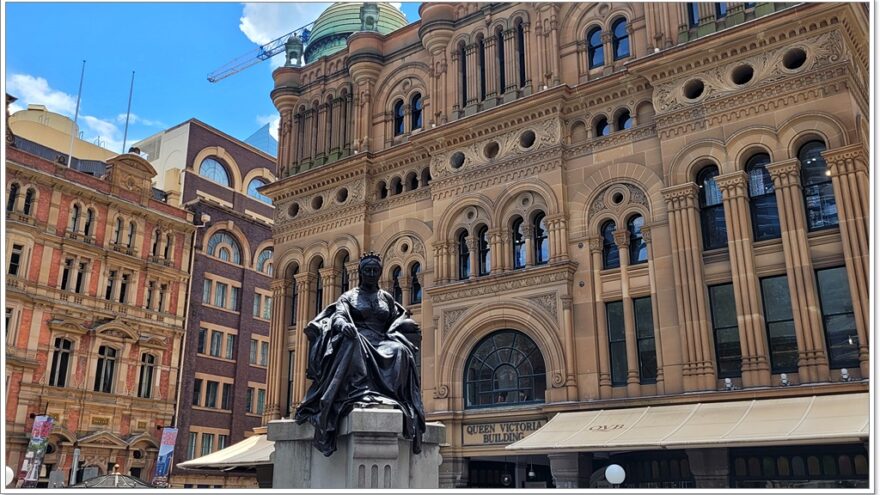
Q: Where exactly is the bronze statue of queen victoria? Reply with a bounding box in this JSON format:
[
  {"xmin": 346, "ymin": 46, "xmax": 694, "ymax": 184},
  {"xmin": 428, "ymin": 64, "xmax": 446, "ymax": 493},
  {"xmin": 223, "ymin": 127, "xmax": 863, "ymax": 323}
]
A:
[{"xmin": 294, "ymin": 253, "xmax": 425, "ymax": 457}]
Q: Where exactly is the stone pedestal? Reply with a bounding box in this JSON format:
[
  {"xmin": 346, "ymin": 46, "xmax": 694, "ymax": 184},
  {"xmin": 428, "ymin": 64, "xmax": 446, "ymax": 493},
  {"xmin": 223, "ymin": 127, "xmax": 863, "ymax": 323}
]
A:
[{"xmin": 268, "ymin": 408, "xmax": 445, "ymax": 489}]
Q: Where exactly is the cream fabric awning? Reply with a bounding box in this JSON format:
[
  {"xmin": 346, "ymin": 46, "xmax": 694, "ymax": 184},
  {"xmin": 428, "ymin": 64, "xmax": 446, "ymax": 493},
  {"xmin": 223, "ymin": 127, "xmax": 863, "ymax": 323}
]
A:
[
  {"xmin": 177, "ymin": 434, "xmax": 274, "ymax": 469},
  {"xmin": 507, "ymin": 393, "xmax": 868, "ymax": 453}
]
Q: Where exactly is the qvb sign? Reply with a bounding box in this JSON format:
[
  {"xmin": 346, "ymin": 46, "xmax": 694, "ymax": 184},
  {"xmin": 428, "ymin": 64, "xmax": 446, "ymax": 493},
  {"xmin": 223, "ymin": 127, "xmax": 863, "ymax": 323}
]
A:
[{"xmin": 463, "ymin": 419, "xmax": 546, "ymax": 446}]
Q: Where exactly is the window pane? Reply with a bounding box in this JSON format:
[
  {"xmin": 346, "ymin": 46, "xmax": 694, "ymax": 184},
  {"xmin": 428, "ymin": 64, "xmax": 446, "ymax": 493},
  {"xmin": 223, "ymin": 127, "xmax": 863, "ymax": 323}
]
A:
[
  {"xmin": 203, "ymin": 280, "xmax": 211, "ymax": 303},
  {"xmin": 816, "ymin": 267, "xmax": 858, "ymax": 368},
  {"xmin": 192, "ymin": 379, "xmax": 202, "ymax": 406},
  {"xmin": 606, "ymin": 301, "xmax": 625, "ymax": 341},
  {"xmin": 230, "ymin": 287, "xmax": 240, "ymax": 311},
  {"xmin": 215, "ymin": 283, "xmax": 227, "ymax": 307},
  {"xmin": 206, "ymin": 381, "xmax": 218, "ymax": 408},
  {"xmin": 709, "ymin": 284, "xmax": 736, "ymax": 328},
  {"xmin": 210, "ymin": 331, "xmax": 222, "ymax": 357},
  {"xmin": 226, "ymin": 335, "xmax": 235, "ymax": 360}
]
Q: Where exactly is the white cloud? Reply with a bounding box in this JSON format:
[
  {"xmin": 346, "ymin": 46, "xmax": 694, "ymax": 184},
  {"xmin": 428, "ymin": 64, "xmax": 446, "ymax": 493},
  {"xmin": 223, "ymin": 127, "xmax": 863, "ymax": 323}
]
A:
[
  {"xmin": 6, "ymin": 73, "xmax": 78, "ymax": 116},
  {"xmin": 256, "ymin": 114, "xmax": 281, "ymax": 141},
  {"xmin": 115, "ymin": 113, "xmax": 165, "ymax": 128}
]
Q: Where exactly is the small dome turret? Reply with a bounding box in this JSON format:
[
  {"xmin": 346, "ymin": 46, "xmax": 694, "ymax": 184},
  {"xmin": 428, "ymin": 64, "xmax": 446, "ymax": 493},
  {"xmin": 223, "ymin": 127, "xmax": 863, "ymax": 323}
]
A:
[{"xmin": 285, "ymin": 33, "xmax": 304, "ymax": 67}]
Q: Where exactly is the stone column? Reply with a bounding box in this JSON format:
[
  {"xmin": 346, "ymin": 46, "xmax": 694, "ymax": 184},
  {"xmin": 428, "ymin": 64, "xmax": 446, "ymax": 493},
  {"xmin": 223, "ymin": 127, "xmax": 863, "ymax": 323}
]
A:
[
  {"xmin": 432, "ymin": 243, "xmax": 444, "ymax": 284},
  {"xmin": 277, "ymin": 109, "xmax": 293, "ymax": 177},
  {"xmin": 548, "ymin": 452, "xmax": 591, "ymax": 488},
  {"xmin": 315, "ymin": 102, "xmax": 327, "ymax": 162},
  {"xmin": 661, "ymin": 183, "xmax": 716, "ymax": 391},
  {"xmin": 614, "ymin": 230, "xmax": 641, "ymax": 395},
  {"xmin": 291, "ymin": 273, "xmax": 314, "ymax": 407},
  {"xmin": 640, "ymin": 226, "xmax": 665, "ymax": 392},
  {"xmin": 467, "ymin": 237, "xmax": 478, "ymax": 280},
  {"xmin": 686, "ymin": 448, "xmax": 730, "ymax": 488},
  {"xmin": 547, "ymin": 7, "xmax": 561, "ymax": 86},
  {"xmin": 320, "ymin": 267, "xmax": 339, "ymax": 303},
  {"xmin": 533, "ymin": 18, "xmax": 546, "ymax": 89},
  {"xmin": 483, "ymin": 35, "xmax": 498, "ymax": 100},
  {"xmin": 601, "ymin": 32, "xmax": 613, "ymax": 75},
  {"xmin": 265, "ymin": 279, "xmax": 288, "ymax": 422},
  {"xmin": 715, "ymin": 171, "xmax": 771, "ymax": 387},
  {"xmin": 561, "ymin": 296, "xmax": 577, "ymax": 398},
  {"xmin": 823, "ymin": 144, "xmax": 869, "ymax": 375},
  {"xmin": 294, "ymin": 113, "xmax": 304, "ymax": 167},
  {"xmin": 589, "ymin": 237, "xmax": 613, "ymax": 397},
  {"xmin": 488, "ymin": 229, "xmax": 502, "ymax": 274},
  {"xmin": 766, "ymin": 159, "xmax": 829, "ymax": 382},
  {"xmin": 499, "ymin": 229, "xmax": 511, "ymax": 272},
  {"xmin": 523, "ymin": 225, "xmax": 535, "ymax": 267},
  {"xmin": 503, "ymin": 29, "xmax": 518, "ymax": 96},
  {"xmin": 465, "ymin": 43, "xmax": 478, "ymax": 108}
]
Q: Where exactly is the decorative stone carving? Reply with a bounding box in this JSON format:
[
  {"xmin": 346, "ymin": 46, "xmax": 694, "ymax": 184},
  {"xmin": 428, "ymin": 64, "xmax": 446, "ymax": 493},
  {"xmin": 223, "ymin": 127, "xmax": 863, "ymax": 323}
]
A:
[
  {"xmin": 443, "ymin": 306, "xmax": 470, "ymax": 333},
  {"xmin": 525, "ymin": 292, "xmax": 558, "ymax": 319}
]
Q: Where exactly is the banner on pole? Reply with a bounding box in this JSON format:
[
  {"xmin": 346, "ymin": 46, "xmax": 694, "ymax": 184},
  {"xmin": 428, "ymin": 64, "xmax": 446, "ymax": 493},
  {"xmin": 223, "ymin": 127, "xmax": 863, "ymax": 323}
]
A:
[
  {"xmin": 151, "ymin": 427, "xmax": 178, "ymax": 487},
  {"xmin": 18, "ymin": 415, "xmax": 54, "ymax": 488}
]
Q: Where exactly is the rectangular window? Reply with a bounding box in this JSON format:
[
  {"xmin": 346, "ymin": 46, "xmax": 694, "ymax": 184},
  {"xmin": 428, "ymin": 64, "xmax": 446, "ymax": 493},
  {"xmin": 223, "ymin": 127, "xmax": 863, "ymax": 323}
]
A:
[
  {"xmin": 60, "ymin": 258, "xmax": 73, "ymax": 290},
  {"xmin": 687, "ymin": 2, "xmax": 700, "ymax": 27},
  {"xmin": 263, "ymin": 297, "xmax": 272, "ymax": 320},
  {"xmin": 816, "ymin": 267, "xmax": 859, "ymax": 368},
  {"xmin": 202, "ymin": 279, "xmax": 211, "ymax": 304},
  {"xmin": 260, "ymin": 341, "xmax": 269, "ymax": 367},
  {"xmin": 200, "ymin": 433, "xmax": 214, "ymax": 456},
  {"xmin": 709, "ymin": 283, "xmax": 742, "ymax": 378},
  {"xmin": 606, "ymin": 301, "xmax": 627, "ymax": 387},
  {"xmin": 245, "ymin": 387, "xmax": 254, "ymax": 413},
  {"xmin": 210, "ymin": 331, "xmax": 222, "ymax": 357},
  {"xmin": 249, "ymin": 339, "xmax": 257, "ymax": 365},
  {"xmin": 214, "ymin": 283, "xmax": 227, "ymax": 308},
  {"xmin": 218, "ymin": 435, "xmax": 228, "ymax": 451},
  {"xmin": 257, "ymin": 389, "xmax": 266, "ymax": 415},
  {"xmin": 118, "ymin": 273, "xmax": 129, "ymax": 302},
  {"xmin": 158, "ymin": 284, "xmax": 167, "ymax": 312},
  {"xmin": 9, "ymin": 244, "xmax": 23, "ymax": 276},
  {"xmin": 105, "ymin": 270, "xmax": 118, "ymax": 300},
  {"xmin": 633, "ymin": 297, "xmax": 657, "ymax": 384},
  {"xmin": 760, "ymin": 276, "xmax": 798, "ymax": 373},
  {"xmin": 222, "ymin": 383, "xmax": 233, "ymax": 410},
  {"xmin": 715, "ymin": 2, "xmax": 728, "ymax": 18},
  {"xmin": 145, "ymin": 280, "xmax": 155, "ymax": 308},
  {"xmin": 253, "ymin": 295, "xmax": 261, "ymax": 318},
  {"xmin": 197, "ymin": 328, "xmax": 207, "ymax": 354},
  {"xmin": 75, "ymin": 261, "xmax": 88, "ymax": 293},
  {"xmin": 188, "ymin": 432, "xmax": 197, "ymax": 459},
  {"xmin": 205, "ymin": 381, "xmax": 218, "ymax": 408},
  {"xmin": 5, "ymin": 308, "xmax": 13, "ymax": 341},
  {"xmin": 230, "ymin": 287, "xmax": 240, "ymax": 311},
  {"xmin": 192, "ymin": 379, "xmax": 202, "ymax": 406},
  {"xmin": 225, "ymin": 334, "xmax": 235, "ymax": 360}
]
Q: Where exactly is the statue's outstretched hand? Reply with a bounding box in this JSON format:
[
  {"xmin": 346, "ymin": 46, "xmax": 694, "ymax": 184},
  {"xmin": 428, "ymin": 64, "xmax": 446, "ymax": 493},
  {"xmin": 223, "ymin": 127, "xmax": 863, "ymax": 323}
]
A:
[{"xmin": 341, "ymin": 322, "xmax": 358, "ymax": 339}]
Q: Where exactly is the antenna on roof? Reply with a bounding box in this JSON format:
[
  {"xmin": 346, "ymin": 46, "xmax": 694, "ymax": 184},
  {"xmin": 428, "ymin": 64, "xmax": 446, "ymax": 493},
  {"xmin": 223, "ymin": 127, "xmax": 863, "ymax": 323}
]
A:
[
  {"xmin": 121, "ymin": 71, "xmax": 135, "ymax": 154},
  {"xmin": 66, "ymin": 60, "xmax": 86, "ymax": 167}
]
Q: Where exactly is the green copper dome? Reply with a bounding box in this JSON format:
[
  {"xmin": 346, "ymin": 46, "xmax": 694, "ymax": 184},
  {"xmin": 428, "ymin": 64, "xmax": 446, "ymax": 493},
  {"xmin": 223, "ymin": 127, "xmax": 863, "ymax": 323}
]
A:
[{"xmin": 304, "ymin": 2, "xmax": 408, "ymax": 63}]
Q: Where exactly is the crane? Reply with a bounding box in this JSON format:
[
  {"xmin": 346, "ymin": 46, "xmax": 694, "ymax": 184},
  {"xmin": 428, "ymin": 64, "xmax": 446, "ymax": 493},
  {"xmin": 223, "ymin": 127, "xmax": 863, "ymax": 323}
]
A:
[{"xmin": 207, "ymin": 22, "xmax": 314, "ymax": 83}]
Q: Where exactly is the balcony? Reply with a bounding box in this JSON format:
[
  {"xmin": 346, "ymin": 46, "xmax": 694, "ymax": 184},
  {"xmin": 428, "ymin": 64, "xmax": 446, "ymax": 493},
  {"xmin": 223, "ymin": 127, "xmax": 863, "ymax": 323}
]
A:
[
  {"xmin": 111, "ymin": 243, "xmax": 135, "ymax": 256},
  {"xmin": 148, "ymin": 256, "xmax": 173, "ymax": 268},
  {"xmin": 6, "ymin": 344, "xmax": 39, "ymax": 368},
  {"xmin": 6, "ymin": 211, "xmax": 35, "ymax": 226}
]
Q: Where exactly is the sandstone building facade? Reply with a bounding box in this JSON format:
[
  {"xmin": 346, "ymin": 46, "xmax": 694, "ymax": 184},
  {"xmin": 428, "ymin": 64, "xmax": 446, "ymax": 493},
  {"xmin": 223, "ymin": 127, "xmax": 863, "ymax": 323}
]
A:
[{"xmin": 262, "ymin": 2, "xmax": 869, "ymax": 488}]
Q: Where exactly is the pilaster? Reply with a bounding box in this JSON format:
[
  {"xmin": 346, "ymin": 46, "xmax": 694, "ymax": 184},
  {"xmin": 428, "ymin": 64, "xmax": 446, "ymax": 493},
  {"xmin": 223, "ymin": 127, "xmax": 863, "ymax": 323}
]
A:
[
  {"xmin": 589, "ymin": 237, "xmax": 612, "ymax": 397},
  {"xmin": 614, "ymin": 230, "xmax": 640, "ymax": 395}
]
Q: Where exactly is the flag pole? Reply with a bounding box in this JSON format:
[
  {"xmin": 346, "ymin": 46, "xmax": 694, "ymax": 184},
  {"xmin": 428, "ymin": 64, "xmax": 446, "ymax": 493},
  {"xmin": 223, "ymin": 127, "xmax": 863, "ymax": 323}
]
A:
[
  {"xmin": 66, "ymin": 60, "xmax": 86, "ymax": 167},
  {"xmin": 121, "ymin": 70, "xmax": 135, "ymax": 153}
]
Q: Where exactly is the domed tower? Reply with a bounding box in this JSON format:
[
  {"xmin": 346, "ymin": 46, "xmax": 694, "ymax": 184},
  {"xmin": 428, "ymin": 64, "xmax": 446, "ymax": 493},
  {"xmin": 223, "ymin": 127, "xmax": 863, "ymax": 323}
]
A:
[{"xmin": 303, "ymin": 2, "xmax": 407, "ymax": 64}]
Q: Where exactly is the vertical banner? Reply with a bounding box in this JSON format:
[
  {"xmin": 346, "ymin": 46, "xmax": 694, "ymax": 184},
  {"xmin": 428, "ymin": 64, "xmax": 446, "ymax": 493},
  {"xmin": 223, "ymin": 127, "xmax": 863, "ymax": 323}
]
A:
[
  {"xmin": 151, "ymin": 427, "xmax": 178, "ymax": 487},
  {"xmin": 18, "ymin": 415, "xmax": 54, "ymax": 488}
]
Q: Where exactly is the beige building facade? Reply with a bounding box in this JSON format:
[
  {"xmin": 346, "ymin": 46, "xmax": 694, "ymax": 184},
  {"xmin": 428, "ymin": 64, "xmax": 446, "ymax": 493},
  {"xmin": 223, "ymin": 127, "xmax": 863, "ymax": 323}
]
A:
[{"xmin": 262, "ymin": 2, "xmax": 869, "ymax": 488}]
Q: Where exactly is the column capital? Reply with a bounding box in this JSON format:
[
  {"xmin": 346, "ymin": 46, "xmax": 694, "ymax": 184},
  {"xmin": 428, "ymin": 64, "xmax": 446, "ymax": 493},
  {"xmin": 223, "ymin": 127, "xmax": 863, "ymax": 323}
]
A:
[
  {"xmin": 587, "ymin": 236, "xmax": 603, "ymax": 254},
  {"xmin": 270, "ymin": 279, "xmax": 287, "ymax": 291},
  {"xmin": 613, "ymin": 230, "xmax": 631, "ymax": 248},
  {"xmin": 640, "ymin": 225, "xmax": 653, "ymax": 243},
  {"xmin": 822, "ymin": 144, "xmax": 868, "ymax": 177},
  {"xmin": 766, "ymin": 158, "xmax": 802, "ymax": 189},
  {"xmin": 715, "ymin": 170, "xmax": 750, "ymax": 199},
  {"xmin": 294, "ymin": 272, "xmax": 315, "ymax": 287},
  {"xmin": 661, "ymin": 183, "xmax": 699, "ymax": 211}
]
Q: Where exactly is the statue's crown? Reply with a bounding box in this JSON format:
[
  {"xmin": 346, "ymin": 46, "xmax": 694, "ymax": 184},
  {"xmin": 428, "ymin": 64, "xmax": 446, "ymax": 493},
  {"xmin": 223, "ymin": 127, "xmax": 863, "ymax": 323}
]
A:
[{"xmin": 360, "ymin": 251, "xmax": 381, "ymax": 263}]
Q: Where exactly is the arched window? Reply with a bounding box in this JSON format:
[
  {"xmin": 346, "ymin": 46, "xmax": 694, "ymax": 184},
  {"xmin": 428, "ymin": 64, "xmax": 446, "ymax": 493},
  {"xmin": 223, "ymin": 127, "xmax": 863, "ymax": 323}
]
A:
[
  {"xmin": 588, "ymin": 27, "xmax": 604, "ymax": 68},
  {"xmin": 596, "ymin": 116, "xmax": 611, "ymax": 137},
  {"xmin": 602, "ymin": 220, "xmax": 620, "ymax": 269},
  {"xmin": 127, "ymin": 221, "xmax": 137, "ymax": 248},
  {"xmin": 138, "ymin": 353, "xmax": 155, "ymax": 399},
  {"xmin": 257, "ymin": 248, "xmax": 274, "ymax": 275},
  {"xmin": 617, "ymin": 110, "xmax": 634, "ymax": 131},
  {"xmin": 339, "ymin": 253, "xmax": 350, "ymax": 293},
  {"xmin": 206, "ymin": 231, "xmax": 242, "ymax": 264},
  {"xmin": 478, "ymin": 36, "xmax": 487, "ymax": 101},
  {"xmin": 94, "ymin": 345, "xmax": 117, "ymax": 393},
  {"xmin": 6, "ymin": 183, "xmax": 18, "ymax": 212},
  {"xmin": 391, "ymin": 266, "xmax": 403, "ymax": 304},
  {"xmin": 612, "ymin": 18, "xmax": 629, "ymax": 60},
  {"xmin": 289, "ymin": 265, "xmax": 299, "ymax": 326},
  {"xmin": 496, "ymin": 28, "xmax": 506, "ymax": 93},
  {"xmin": 458, "ymin": 230, "xmax": 471, "ymax": 280},
  {"xmin": 22, "ymin": 188, "xmax": 35, "ymax": 216},
  {"xmin": 248, "ymin": 178, "xmax": 272, "ymax": 204},
  {"xmin": 715, "ymin": 2, "xmax": 728, "ymax": 18},
  {"xmin": 406, "ymin": 172, "xmax": 419, "ymax": 191},
  {"xmin": 478, "ymin": 226, "xmax": 491, "ymax": 276},
  {"xmin": 628, "ymin": 215, "xmax": 648, "ymax": 264},
  {"xmin": 411, "ymin": 93, "xmax": 423, "ymax": 131},
  {"xmin": 515, "ymin": 19, "xmax": 527, "ymax": 87},
  {"xmin": 68, "ymin": 203, "xmax": 81, "ymax": 232},
  {"xmin": 421, "ymin": 168, "xmax": 432, "ymax": 187},
  {"xmin": 533, "ymin": 212, "xmax": 549, "ymax": 265},
  {"xmin": 410, "ymin": 263, "xmax": 422, "ymax": 304},
  {"xmin": 746, "ymin": 153, "xmax": 781, "ymax": 240},
  {"xmin": 199, "ymin": 158, "xmax": 231, "ymax": 187},
  {"xmin": 49, "ymin": 338, "xmax": 73, "ymax": 387},
  {"xmin": 378, "ymin": 181, "xmax": 389, "ymax": 199},
  {"xmin": 698, "ymin": 165, "xmax": 727, "ymax": 250},
  {"xmin": 313, "ymin": 260, "xmax": 324, "ymax": 316},
  {"xmin": 164, "ymin": 233, "xmax": 174, "ymax": 259},
  {"xmin": 151, "ymin": 229, "xmax": 160, "ymax": 256},
  {"xmin": 392, "ymin": 177, "xmax": 403, "ymax": 195},
  {"xmin": 512, "ymin": 218, "xmax": 526, "ymax": 269},
  {"xmin": 459, "ymin": 43, "xmax": 468, "ymax": 107},
  {"xmin": 393, "ymin": 100, "xmax": 405, "ymax": 136},
  {"xmin": 113, "ymin": 217, "xmax": 123, "ymax": 244},
  {"xmin": 465, "ymin": 330, "xmax": 545, "ymax": 408},
  {"xmin": 799, "ymin": 140, "xmax": 838, "ymax": 230},
  {"xmin": 83, "ymin": 208, "xmax": 95, "ymax": 237}
]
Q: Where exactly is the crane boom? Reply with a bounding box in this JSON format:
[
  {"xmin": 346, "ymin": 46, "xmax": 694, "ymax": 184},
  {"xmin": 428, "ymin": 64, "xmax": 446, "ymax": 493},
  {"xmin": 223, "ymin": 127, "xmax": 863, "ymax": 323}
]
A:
[{"xmin": 208, "ymin": 22, "xmax": 313, "ymax": 83}]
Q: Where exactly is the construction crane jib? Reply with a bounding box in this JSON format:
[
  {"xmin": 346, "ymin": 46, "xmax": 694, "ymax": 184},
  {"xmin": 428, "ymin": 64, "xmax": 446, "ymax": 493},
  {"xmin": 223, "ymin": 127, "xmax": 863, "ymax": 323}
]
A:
[{"xmin": 207, "ymin": 22, "xmax": 314, "ymax": 83}]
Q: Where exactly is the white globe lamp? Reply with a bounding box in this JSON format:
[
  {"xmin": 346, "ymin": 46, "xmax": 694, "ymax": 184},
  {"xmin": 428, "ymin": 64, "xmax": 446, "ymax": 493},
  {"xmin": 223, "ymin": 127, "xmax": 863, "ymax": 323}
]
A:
[
  {"xmin": 605, "ymin": 463, "xmax": 626, "ymax": 486},
  {"xmin": 5, "ymin": 466, "xmax": 14, "ymax": 487}
]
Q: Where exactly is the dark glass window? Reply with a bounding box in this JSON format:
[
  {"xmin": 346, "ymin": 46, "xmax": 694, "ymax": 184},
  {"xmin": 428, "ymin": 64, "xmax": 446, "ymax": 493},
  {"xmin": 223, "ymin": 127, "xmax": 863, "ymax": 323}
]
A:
[
  {"xmin": 799, "ymin": 141, "xmax": 838, "ymax": 230},
  {"xmin": 205, "ymin": 381, "xmax": 218, "ymax": 408},
  {"xmin": 602, "ymin": 221, "xmax": 619, "ymax": 269},
  {"xmin": 6, "ymin": 183, "xmax": 18, "ymax": 212},
  {"xmin": 222, "ymin": 383, "xmax": 232, "ymax": 410},
  {"xmin": 588, "ymin": 27, "xmax": 604, "ymax": 68},
  {"xmin": 94, "ymin": 345, "xmax": 117, "ymax": 393},
  {"xmin": 617, "ymin": 110, "xmax": 634, "ymax": 131},
  {"xmin": 533, "ymin": 213, "xmax": 549, "ymax": 265},
  {"xmin": 478, "ymin": 37, "xmax": 486, "ymax": 101},
  {"xmin": 496, "ymin": 29, "xmax": 506, "ymax": 93},
  {"xmin": 410, "ymin": 263, "xmax": 422, "ymax": 304},
  {"xmin": 69, "ymin": 204, "xmax": 80, "ymax": 232},
  {"xmin": 23, "ymin": 188, "xmax": 34, "ymax": 216},
  {"xmin": 698, "ymin": 165, "xmax": 727, "ymax": 250},
  {"xmin": 512, "ymin": 218, "xmax": 526, "ymax": 269},
  {"xmin": 199, "ymin": 158, "xmax": 231, "ymax": 187},
  {"xmin": 392, "ymin": 266, "xmax": 403, "ymax": 304},
  {"xmin": 8, "ymin": 244, "xmax": 23, "ymax": 277},
  {"xmin": 516, "ymin": 20, "xmax": 526, "ymax": 87},
  {"xmin": 197, "ymin": 328, "xmax": 207, "ymax": 354},
  {"xmin": 760, "ymin": 276, "xmax": 798, "ymax": 373},
  {"xmin": 192, "ymin": 379, "xmax": 202, "ymax": 406},
  {"xmin": 465, "ymin": 330, "xmax": 545, "ymax": 408},
  {"xmin": 247, "ymin": 178, "xmax": 272, "ymax": 204},
  {"xmin": 606, "ymin": 301, "xmax": 627, "ymax": 386},
  {"xmin": 612, "ymin": 18, "xmax": 629, "ymax": 60},
  {"xmin": 138, "ymin": 354, "xmax": 155, "ymax": 398},
  {"xmin": 634, "ymin": 297, "xmax": 657, "ymax": 383},
  {"xmin": 709, "ymin": 283, "xmax": 741, "ymax": 377},
  {"xmin": 596, "ymin": 116, "xmax": 611, "ymax": 137},
  {"xmin": 459, "ymin": 44, "xmax": 468, "ymax": 107},
  {"xmin": 206, "ymin": 231, "xmax": 242, "ymax": 264},
  {"xmin": 628, "ymin": 215, "xmax": 647, "ymax": 264},
  {"xmin": 687, "ymin": 2, "xmax": 700, "ymax": 27},
  {"xmin": 747, "ymin": 154, "xmax": 781, "ymax": 241},
  {"xmin": 715, "ymin": 2, "xmax": 728, "ymax": 18},
  {"xmin": 339, "ymin": 254, "xmax": 350, "ymax": 293},
  {"xmin": 127, "ymin": 222, "xmax": 136, "ymax": 248},
  {"xmin": 49, "ymin": 338, "xmax": 73, "ymax": 387},
  {"xmin": 816, "ymin": 267, "xmax": 858, "ymax": 368},
  {"xmin": 393, "ymin": 100, "xmax": 405, "ymax": 136},
  {"xmin": 314, "ymin": 261, "xmax": 324, "ymax": 316},
  {"xmin": 289, "ymin": 266, "xmax": 299, "ymax": 326},
  {"xmin": 478, "ymin": 226, "xmax": 491, "ymax": 275},
  {"xmin": 458, "ymin": 231, "xmax": 471, "ymax": 279},
  {"xmin": 411, "ymin": 93, "xmax": 423, "ymax": 130}
]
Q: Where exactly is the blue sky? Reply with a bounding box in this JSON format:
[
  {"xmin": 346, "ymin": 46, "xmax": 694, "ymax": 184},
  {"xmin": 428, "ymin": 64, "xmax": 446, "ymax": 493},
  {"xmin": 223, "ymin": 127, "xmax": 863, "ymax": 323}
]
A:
[{"xmin": 4, "ymin": 2, "xmax": 421, "ymax": 153}]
